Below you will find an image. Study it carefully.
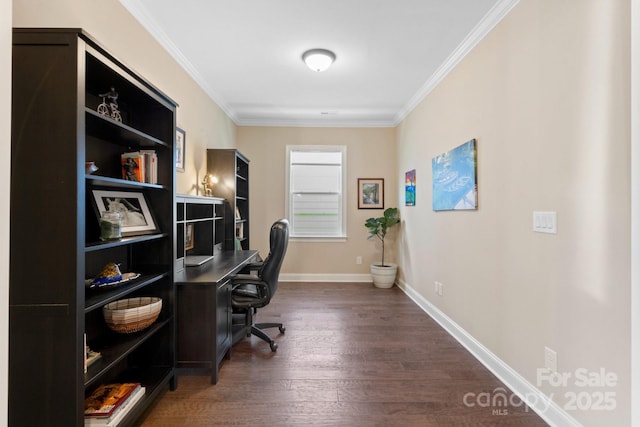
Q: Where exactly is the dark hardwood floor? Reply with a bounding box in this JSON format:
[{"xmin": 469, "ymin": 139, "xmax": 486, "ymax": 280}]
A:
[{"xmin": 140, "ymin": 282, "xmax": 548, "ymax": 426}]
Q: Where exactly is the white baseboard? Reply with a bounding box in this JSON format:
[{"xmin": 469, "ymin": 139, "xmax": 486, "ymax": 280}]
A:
[
  {"xmin": 280, "ymin": 273, "xmax": 372, "ymax": 283},
  {"xmin": 396, "ymin": 278, "xmax": 582, "ymax": 427}
]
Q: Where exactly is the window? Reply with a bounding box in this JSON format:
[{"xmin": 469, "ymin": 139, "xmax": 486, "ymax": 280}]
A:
[{"xmin": 286, "ymin": 145, "xmax": 346, "ymax": 239}]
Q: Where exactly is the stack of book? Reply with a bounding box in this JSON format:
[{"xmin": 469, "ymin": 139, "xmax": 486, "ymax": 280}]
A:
[
  {"xmin": 121, "ymin": 150, "xmax": 157, "ymax": 184},
  {"xmin": 84, "ymin": 383, "xmax": 145, "ymax": 426}
]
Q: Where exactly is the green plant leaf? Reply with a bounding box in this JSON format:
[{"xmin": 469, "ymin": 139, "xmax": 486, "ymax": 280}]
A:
[{"xmin": 364, "ymin": 207, "xmax": 400, "ymax": 265}]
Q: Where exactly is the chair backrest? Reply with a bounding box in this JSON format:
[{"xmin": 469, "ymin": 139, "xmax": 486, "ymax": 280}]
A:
[{"xmin": 258, "ymin": 219, "xmax": 289, "ymax": 300}]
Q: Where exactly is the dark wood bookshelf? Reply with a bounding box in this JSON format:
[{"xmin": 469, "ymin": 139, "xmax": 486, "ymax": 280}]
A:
[
  {"xmin": 10, "ymin": 28, "xmax": 177, "ymax": 426},
  {"xmin": 207, "ymin": 149, "xmax": 251, "ymax": 250}
]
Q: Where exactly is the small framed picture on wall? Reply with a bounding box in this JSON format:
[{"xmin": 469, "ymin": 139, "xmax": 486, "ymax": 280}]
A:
[
  {"xmin": 176, "ymin": 127, "xmax": 186, "ymax": 172},
  {"xmin": 358, "ymin": 178, "xmax": 384, "ymax": 209}
]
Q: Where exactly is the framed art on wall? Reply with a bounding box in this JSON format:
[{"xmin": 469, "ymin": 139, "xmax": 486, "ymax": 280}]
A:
[
  {"xmin": 358, "ymin": 178, "xmax": 384, "ymax": 209},
  {"xmin": 432, "ymin": 138, "xmax": 477, "ymax": 211},
  {"xmin": 405, "ymin": 170, "xmax": 416, "ymax": 206},
  {"xmin": 92, "ymin": 189, "xmax": 158, "ymax": 236},
  {"xmin": 176, "ymin": 127, "xmax": 185, "ymax": 172}
]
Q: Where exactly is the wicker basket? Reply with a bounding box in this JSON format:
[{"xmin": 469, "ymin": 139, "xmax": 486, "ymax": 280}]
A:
[{"xmin": 103, "ymin": 297, "xmax": 162, "ymax": 334}]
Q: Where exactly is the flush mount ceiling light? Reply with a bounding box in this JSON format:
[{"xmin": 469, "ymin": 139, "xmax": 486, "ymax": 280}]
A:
[{"xmin": 302, "ymin": 49, "xmax": 336, "ymax": 72}]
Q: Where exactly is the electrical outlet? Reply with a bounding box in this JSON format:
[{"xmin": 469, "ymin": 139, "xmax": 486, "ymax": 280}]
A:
[
  {"xmin": 544, "ymin": 346, "xmax": 557, "ymax": 372},
  {"xmin": 434, "ymin": 281, "xmax": 444, "ymax": 296},
  {"xmin": 439, "ymin": 282, "xmax": 444, "ymax": 296},
  {"xmin": 356, "ymin": 256, "xmax": 362, "ymax": 265}
]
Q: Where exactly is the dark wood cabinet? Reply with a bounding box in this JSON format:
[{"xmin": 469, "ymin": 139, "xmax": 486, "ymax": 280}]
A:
[
  {"xmin": 175, "ymin": 251, "xmax": 257, "ymax": 384},
  {"xmin": 175, "ymin": 278, "xmax": 231, "ymax": 384},
  {"xmin": 206, "ymin": 149, "xmax": 250, "ymax": 250},
  {"xmin": 10, "ymin": 29, "xmax": 177, "ymax": 426},
  {"xmin": 215, "ymin": 280, "xmax": 233, "ymax": 361}
]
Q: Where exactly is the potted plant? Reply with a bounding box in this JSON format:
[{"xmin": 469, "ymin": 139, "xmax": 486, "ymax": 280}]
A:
[{"xmin": 365, "ymin": 207, "xmax": 400, "ymax": 288}]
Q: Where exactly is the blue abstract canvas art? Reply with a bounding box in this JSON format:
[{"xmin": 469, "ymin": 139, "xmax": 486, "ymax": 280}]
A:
[{"xmin": 432, "ymin": 139, "xmax": 477, "ymax": 211}]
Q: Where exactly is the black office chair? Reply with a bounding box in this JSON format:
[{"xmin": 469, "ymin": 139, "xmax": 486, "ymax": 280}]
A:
[{"xmin": 231, "ymin": 218, "xmax": 289, "ymax": 351}]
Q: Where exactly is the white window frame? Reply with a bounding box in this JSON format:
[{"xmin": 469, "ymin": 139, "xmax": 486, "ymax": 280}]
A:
[{"xmin": 286, "ymin": 145, "xmax": 347, "ymax": 240}]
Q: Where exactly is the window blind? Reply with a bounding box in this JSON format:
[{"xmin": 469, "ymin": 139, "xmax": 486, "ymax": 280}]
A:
[{"xmin": 287, "ymin": 147, "xmax": 345, "ymax": 238}]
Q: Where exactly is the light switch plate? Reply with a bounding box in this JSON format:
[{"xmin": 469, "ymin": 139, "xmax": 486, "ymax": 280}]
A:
[{"xmin": 533, "ymin": 211, "xmax": 557, "ymax": 234}]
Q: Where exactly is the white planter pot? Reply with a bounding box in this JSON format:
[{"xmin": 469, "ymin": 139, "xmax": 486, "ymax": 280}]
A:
[{"xmin": 370, "ymin": 263, "xmax": 398, "ymax": 288}]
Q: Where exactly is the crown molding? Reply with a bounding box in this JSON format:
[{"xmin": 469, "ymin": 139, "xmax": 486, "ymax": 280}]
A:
[
  {"xmin": 235, "ymin": 117, "xmax": 396, "ymax": 128},
  {"xmin": 393, "ymin": 0, "xmax": 521, "ymax": 126},
  {"xmin": 121, "ymin": 0, "xmax": 519, "ymax": 128},
  {"xmin": 118, "ymin": 0, "xmax": 238, "ymax": 124}
]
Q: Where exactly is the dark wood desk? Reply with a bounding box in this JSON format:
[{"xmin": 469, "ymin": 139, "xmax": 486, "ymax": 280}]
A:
[{"xmin": 175, "ymin": 250, "xmax": 258, "ymax": 384}]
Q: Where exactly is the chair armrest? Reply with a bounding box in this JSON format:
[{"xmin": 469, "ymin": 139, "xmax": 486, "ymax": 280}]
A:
[
  {"xmin": 238, "ymin": 253, "xmax": 264, "ymax": 274},
  {"xmin": 238, "ymin": 261, "xmax": 263, "ymax": 274},
  {"xmin": 231, "ymin": 276, "xmax": 271, "ymax": 307}
]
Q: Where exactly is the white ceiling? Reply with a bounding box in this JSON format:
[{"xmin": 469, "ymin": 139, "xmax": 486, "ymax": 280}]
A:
[{"xmin": 120, "ymin": 0, "xmax": 517, "ymax": 127}]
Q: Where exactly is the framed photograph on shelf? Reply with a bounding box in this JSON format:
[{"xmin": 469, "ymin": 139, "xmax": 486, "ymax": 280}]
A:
[
  {"xmin": 176, "ymin": 127, "xmax": 186, "ymax": 172},
  {"xmin": 91, "ymin": 189, "xmax": 158, "ymax": 236},
  {"xmin": 185, "ymin": 223, "xmax": 195, "ymax": 251},
  {"xmin": 358, "ymin": 178, "xmax": 384, "ymax": 209}
]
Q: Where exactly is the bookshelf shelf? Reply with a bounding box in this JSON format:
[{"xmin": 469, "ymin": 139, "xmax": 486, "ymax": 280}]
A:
[
  {"xmin": 85, "ymin": 233, "xmax": 169, "ymax": 251},
  {"xmin": 85, "ymin": 108, "xmax": 169, "ymax": 148},
  {"xmin": 84, "ymin": 318, "xmax": 172, "ymax": 388},
  {"xmin": 84, "ymin": 273, "xmax": 168, "ymax": 312},
  {"xmin": 86, "ymin": 175, "xmax": 167, "ymax": 190}
]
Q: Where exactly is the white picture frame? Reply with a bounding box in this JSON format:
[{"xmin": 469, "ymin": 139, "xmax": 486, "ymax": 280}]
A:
[{"xmin": 92, "ymin": 189, "xmax": 158, "ymax": 236}]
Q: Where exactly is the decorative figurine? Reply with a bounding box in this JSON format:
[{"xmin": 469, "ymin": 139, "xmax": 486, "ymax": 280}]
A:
[
  {"xmin": 202, "ymin": 174, "xmax": 218, "ymax": 197},
  {"xmin": 91, "ymin": 262, "xmax": 123, "ymax": 286},
  {"xmin": 97, "ymin": 87, "xmax": 122, "ymax": 122}
]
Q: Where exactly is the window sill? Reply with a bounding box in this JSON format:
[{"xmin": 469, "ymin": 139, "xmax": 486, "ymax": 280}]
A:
[{"xmin": 290, "ymin": 235, "xmax": 347, "ymax": 243}]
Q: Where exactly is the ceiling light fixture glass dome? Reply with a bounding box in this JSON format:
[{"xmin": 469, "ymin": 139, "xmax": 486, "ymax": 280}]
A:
[{"xmin": 302, "ymin": 49, "xmax": 336, "ymax": 72}]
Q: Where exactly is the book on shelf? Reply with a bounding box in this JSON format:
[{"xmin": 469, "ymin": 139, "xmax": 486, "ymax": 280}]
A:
[
  {"xmin": 121, "ymin": 153, "xmax": 144, "ymax": 183},
  {"xmin": 85, "ymin": 348, "xmax": 101, "ymax": 371},
  {"xmin": 84, "ymin": 334, "xmax": 101, "ymax": 373},
  {"xmin": 121, "ymin": 150, "xmax": 158, "ymax": 184},
  {"xmin": 139, "ymin": 150, "xmax": 158, "ymax": 184},
  {"xmin": 85, "ymin": 383, "xmax": 141, "ymax": 418},
  {"xmin": 84, "ymin": 385, "xmax": 145, "ymax": 426}
]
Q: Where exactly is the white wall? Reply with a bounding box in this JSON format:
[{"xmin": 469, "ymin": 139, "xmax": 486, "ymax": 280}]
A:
[
  {"xmin": 1, "ymin": 0, "xmax": 11, "ymax": 424},
  {"xmin": 397, "ymin": 0, "xmax": 630, "ymax": 425},
  {"xmin": 631, "ymin": 0, "xmax": 640, "ymax": 424}
]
